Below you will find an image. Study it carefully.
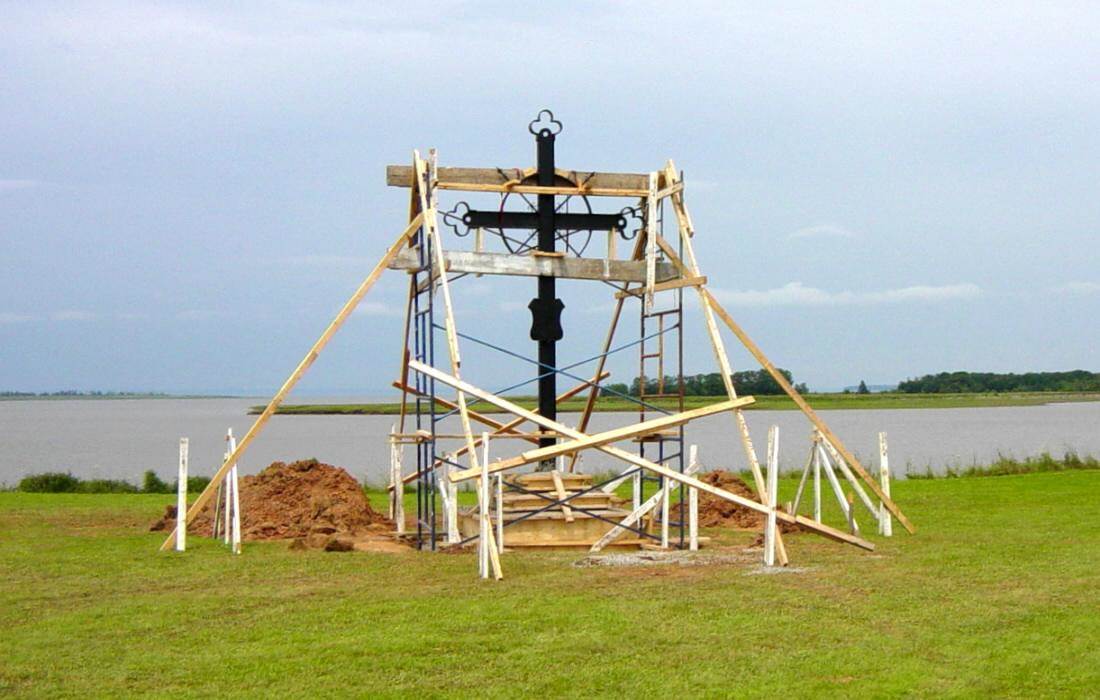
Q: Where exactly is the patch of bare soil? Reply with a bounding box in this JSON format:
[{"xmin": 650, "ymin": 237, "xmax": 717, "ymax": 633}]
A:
[
  {"xmin": 151, "ymin": 459, "xmax": 398, "ymax": 551},
  {"xmin": 669, "ymin": 470, "xmax": 797, "ymax": 532}
]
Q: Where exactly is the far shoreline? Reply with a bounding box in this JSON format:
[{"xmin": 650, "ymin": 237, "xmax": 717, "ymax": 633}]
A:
[{"xmin": 252, "ymin": 391, "xmax": 1100, "ymax": 415}]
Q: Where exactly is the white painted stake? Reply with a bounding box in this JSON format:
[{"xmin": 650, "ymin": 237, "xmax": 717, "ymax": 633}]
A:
[
  {"xmin": 813, "ymin": 438, "xmax": 822, "ymax": 522},
  {"xmin": 660, "ymin": 476, "xmax": 670, "ymax": 549},
  {"xmin": 688, "ymin": 444, "xmax": 699, "ymax": 551},
  {"xmin": 389, "ymin": 430, "xmax": 406, "ymax": 535},
  {"xmin": 175, "ymin": 438, "xmax": 188, "ymax": 552},
  {"xmin": 227, "ymin": 430, "xmax": 240, "ymax": 554},
  {"xmin": 763, "ymin": 426, "xmax": 779, "ymax": 566},
  {"xmin": 878, "ymin": 431, "xmax": 893, "ymax": 537},
  {"xmin": 479, "ymin": 432, "xmax": 491, "ymax": 579},
  {"xmin": 817, "ymin": 442, "xmax": 858, "ymax": 534},
  {"xmin": 495, "ymin": 473, "xmax": 504, "ymax": 554},
  {"xmin": 632, "ymin": 470, "xmax": 642, "ymax": 510}
]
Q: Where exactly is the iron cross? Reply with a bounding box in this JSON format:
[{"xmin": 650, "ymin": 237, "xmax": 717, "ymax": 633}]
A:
[{"xmin": 457, "ymin": 110, "xmax": 627, "ymax": 456}]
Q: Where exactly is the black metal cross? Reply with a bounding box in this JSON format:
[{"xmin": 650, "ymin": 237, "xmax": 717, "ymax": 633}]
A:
[{"xmin": 458, "ymin": 110, "xmax": 627, "ymax": 456}]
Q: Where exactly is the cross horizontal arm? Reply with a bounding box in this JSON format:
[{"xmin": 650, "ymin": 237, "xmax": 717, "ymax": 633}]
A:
[{"xmin": 463, "ymin": 210, "xmax": 626, "ymax": 232}]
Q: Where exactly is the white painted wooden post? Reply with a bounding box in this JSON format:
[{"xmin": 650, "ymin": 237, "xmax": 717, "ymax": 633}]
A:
[
  {"xmin": 227, "ymin": 430, "xmax": 240, "ymax": 554},
  {"xmin": 389, "ymin": 431, "xmax": 406, "ymax": 535},
  {"xmin": 445, "ymin": 460, "xmax": 459, "ymax": 545},
  {"xmin": 479, "ymin": 433, "xmax": 490, "ymax": 579},
  {"xmin": 222, "ymin": 445, "xmax": 232, "ymax": 546},
  {"xmin": 878, "ymin": 431, "xmax": 893, "ymax": 537},
  {"xmin": 688, "ymin": 444, "xmax": 699, "ymax": 551},
  {"xmin": 660, "ymin": 476, "xmax": 670, "ymax": 549},
  {"xmin": 817, "ymin": 442, "xmax": 858, "ymax": 534},
  {"xmin": 764, "ymin": 425, "xmax": 779, "ymax": 566},
  {"xmin": 813, "ymin": 437, "xmax": 822, "ymax": 522},
  {"xmin": 632, "ymin": 470, "xmax": 641, "ymax": 510},
  {"xmin": 175, "ymin": 438, "xmax": 188, "ymax": 552},
  {"xmin": 495, "ymin": 473, "xmax": 504, "ymax": 554}
]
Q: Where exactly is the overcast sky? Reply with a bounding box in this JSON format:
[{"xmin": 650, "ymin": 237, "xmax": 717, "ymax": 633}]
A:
[{"xmin": 2, "ymin": 2, "xmax": 1098, "ymax": 396}]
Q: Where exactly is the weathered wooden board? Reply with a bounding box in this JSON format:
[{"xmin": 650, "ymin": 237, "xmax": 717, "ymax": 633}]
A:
[
  {"xmin": 389, "ymin": 249, "xmax": 678, "ymax": 283},
  {"xmin": 386, "ymin": 165, "xmax": 650, "ymax": 194}
]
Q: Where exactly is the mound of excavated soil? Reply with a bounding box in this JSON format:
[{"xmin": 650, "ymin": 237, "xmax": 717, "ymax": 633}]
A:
[
  {"xmin": 670, "ymin": 470, "xmax": 797, "ymax": 532},
  {"xmin": 151, "ymin": 459, "xmax": 392, "ymax": 550}
]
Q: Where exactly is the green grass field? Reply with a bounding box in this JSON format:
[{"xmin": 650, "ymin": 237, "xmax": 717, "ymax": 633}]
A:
[
  {"xmin": 2, "ymin": 471, "xmax": 1099, "ymax": 697},
  {"xmin": 257, "ymin": 391, "xmax": 1100, "ymax": 415}
]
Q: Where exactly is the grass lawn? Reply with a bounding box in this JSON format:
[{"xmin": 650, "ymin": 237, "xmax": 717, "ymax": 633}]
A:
[
  {"xmin": 2, "ymin": 471, "xmax": 1099, "ymax": 697},
  {"xmin": 257, "ymin": 391, "xmax": 1100, "ymax": 415}
]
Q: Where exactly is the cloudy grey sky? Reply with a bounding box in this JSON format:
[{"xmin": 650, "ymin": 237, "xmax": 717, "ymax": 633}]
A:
[{"xmin": 2, "ymin": 2, "xmax": 1097, "ymax": 395}]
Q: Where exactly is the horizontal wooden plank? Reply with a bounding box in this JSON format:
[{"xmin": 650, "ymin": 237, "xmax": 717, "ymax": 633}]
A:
[
  {"xmin": 390, "ymin": 249, "xmax": 679, "ymax": 283},
  {"xmin": 386, "ymin": 165, "xmax": 650, "ymax": 193}
]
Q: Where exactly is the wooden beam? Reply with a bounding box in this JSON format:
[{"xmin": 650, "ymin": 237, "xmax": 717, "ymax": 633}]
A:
[
  {"xmin": 550, "ymin": 470, "xmax": 574, "ymax": 523},
  {"xmin": 449, "ymin": 397, "xmax": 754, "ymax": 482},
  {"xmin": 389, "ymin": 249, "xmax": 678, "ymax": 283},
  {"xmin": 408, "ymin": 360, "xmax": 875, "ymax": 551},
  {"xmin": 614, "ymin": 275, "xmax": 706, "ymax": 299},
  {"xmin": 158, "ymin": 213, "xmax": 423, "ymax": 551},
  {"xmin": 386, "ymin": 165, "xmax": 649, "ymax": 194}
]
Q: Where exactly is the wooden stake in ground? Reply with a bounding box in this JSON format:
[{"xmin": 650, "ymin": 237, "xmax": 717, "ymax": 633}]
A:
[
  {"xmin": 763, "ymin": 426, "xmax": 779, "ymax": 566},
  {"xmin": 175, "ymin": 438, "xmax": 188, "ymax": 552},
  {"xmin": 688, "ymin": 444, "xmax": 699, "ymax": 551},
  {"xmin": 879, "ymin": 432, "xmax": 893, "ymax": 537}
]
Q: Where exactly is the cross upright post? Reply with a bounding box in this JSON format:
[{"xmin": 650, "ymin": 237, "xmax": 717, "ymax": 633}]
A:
[{"xmin": 534, "ymin": 120, "xmax": 559, "ymax": 460}]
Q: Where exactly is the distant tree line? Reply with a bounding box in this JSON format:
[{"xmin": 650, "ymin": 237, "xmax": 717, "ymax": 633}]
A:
[
  {"xmin": 0, "ymin": 390, "xmax": 169, "ymax": 398},
  {"xmin": 898, "ymin": 370, "xmax": 1100, "ymax": 393},
  {"xmin": 602, "ymin": 368, "xmax": 807, "ymax": 397}
]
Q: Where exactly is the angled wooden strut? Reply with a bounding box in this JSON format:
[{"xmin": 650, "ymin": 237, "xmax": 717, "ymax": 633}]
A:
[
  {"xmin": 387, "ymin": 371, "xmax": 610, "ymax": 491},
  {"xmin": 159, "ymin": 212, "xmax": 424, "ymax": 551},
  {"xmin": 408, "ymin": 360, "xmax": 875, "ymax": 551},
  {"xmin": 449, "ymin": 397, "xmax": 754, "ymax": 482}
]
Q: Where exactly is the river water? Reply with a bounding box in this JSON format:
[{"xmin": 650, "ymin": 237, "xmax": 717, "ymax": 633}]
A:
[{"xmin": 1, "ymin": 398, "xmax": 1097, "ymax": 486}]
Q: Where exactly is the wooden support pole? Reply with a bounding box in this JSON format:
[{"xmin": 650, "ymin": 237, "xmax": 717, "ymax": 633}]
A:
[
  {"xmin": 550, "ymin": 470, "xmax": 575, "ymax": 522},
  {"xmin": 660, "ymin": 475, "xmax": 670, "ymax": 549},
  {"xmin": 175, "ymin": 438, "xmax": 188, "ymax": 552},
  {"xmin": 496, "ymin": 473, "xmax": 504, "ymax": 554},
  {"xmin": 159, "ymin": 213, "xmax": 423, "ymax": 551},
  {"xmin": 390, "ymin": 429, "xmax": 406, "ymax": 535},
  {"xmin": 409, "ymin": 361, "xmax": 875, "ymax": 551},
  {"xmin": 227, "ymin": 430, "xmax": 240, "ymax": 555},
  {"xmin": 817, "ymin": 441, "xmax": 858, "ymax": 534},
  {"xmin": 791, "ymin": 442, "xmax": 816, "ymax": 515},
  {"xmin": 764, "ymin": 426, "xmax": 779, "ymax": 566},
  {"xmin": 820, "ymin": 436, "xmax": 882, "ymax": 523},
  {"xmin": 814, "ymin": 438, "xmax": 822, "ymax": 522},
  {"xmin": 879, "ymin": 432, "xmax": 893, "ymax": 537}
]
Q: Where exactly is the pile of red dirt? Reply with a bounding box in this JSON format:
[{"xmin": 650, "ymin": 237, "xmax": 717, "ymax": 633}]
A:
[
  {"xmin": 670, "ymin": 470, "xmax": 797, "ymax": 532},
  {"xmin": 151, "ymin": 459, "xmax": 393, "ymax": 550}
]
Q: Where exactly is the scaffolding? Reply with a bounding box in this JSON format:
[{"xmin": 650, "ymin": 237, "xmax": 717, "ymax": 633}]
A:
[{"xmin": 160, "ymin": 111, "xmax": 915, "ymax": 579}]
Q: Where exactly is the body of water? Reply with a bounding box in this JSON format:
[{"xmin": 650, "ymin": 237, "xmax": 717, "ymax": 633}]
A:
[{"xmin": 1, "ymin": 398, "xmax": 1097, "ymax": 486}]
